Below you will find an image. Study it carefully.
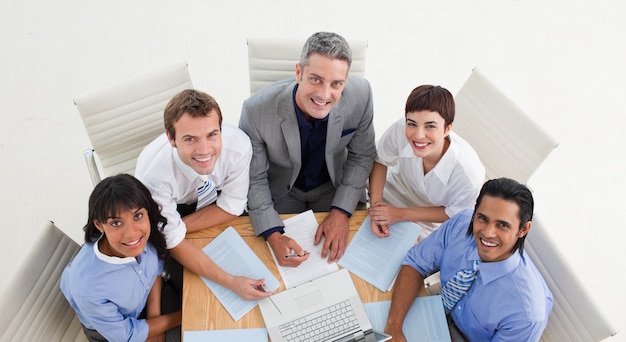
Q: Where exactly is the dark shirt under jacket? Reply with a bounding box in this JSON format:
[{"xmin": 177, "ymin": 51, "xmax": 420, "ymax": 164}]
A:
[{"xmin": 293, "ymin": 85, "xmax": 331, "ymax": 192}]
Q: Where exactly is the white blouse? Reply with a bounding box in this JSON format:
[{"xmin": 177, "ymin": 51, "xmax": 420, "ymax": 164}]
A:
[{"xmin": 375, "ymin": 118, "xmax": 485, "ymax": 239}]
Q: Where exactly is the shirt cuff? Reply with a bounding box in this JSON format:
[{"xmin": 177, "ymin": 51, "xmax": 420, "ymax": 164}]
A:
[
  {"xmin": 260, "ymin": 227, "xmax": 285, "ymax": 240},
  {"xmin": 331, "ymin": 206, "xmax": 352, "ymax": 218}
]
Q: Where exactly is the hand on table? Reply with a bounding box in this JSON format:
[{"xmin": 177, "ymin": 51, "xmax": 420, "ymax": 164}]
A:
[
  {"xmin": 368, "ymin": 202, "xmax": 400, "ymax": 237},
  {"xmin": 230, "ymin": 276, "xmax": 273, "ymax": 301},
  {"xmin": 314, "ymin": 209, "xmax": 349, "ymax": 263},
  {"xmin": 385, "ymin": 328, "xmax": 406, "ymax": 342}
]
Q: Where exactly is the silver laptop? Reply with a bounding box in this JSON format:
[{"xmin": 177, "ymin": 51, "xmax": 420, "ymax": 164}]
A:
[{"xmin": 259, "ymin": 268, "xmax": 391, "ymax": 342}]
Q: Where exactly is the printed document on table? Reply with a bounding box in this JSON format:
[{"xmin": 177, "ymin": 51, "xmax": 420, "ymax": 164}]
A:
[
  {"xmin": 201, "ymin": 227, "xmax": 280, "ymax": 321},
  {"xmin": 184, "ymin": 328, "xmax": 268, "ymax": 341},
  {"xmin": 364, "ymin": 297, "xmax": 451, "ymax": 342},
  {"xmin": 268, "ymin": 209, "xmax": 338, "ymax": 288},
  {"xmin": 338, "ymin": 216, "xmax": 421, "ymax": 291}
]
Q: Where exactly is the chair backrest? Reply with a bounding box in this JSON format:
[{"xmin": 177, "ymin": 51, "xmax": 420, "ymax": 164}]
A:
[
  {"xmin": 453, "ymin": 68, "xmax": 559, "ymax": 184},
  {"xmin": 525, "ymin": 216, "xmax": 617, "ymax": 342},
  {"xmin": 247, "ymin": 37, "xmax": 368, "ymax": 95},
  {"xmin": 0, "ymin": 221, "xmax": 85, "ymax": 342},
  {"xmin": 74, "ymin": 61, "xmax": 193, "ymax": 186}
]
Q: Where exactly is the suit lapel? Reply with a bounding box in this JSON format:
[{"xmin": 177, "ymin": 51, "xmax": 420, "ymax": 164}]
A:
[
  {"xmin": 325, "ymin": 105, "xmax": 344, "ymax": 183},
  {"xmin": 277, "ymin": 89, "xmax": 302, "ymax": 176}
]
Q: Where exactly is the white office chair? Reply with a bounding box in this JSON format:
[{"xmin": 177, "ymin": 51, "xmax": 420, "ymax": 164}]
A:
[
  {"xmin": 75, "ymin": 61, "xmax": 193, "ymax": 186},
  {"xmin": 423, "ymin": 68, "xmax": 561, "ymax": 332},
  {"xmin": 453, "ymin": 67, "xmax": 559, "ymax": 184},
  {"xmin": 0, "ymin": 221, "xmax": 85, "ymax": 342},
  {"xmin": 247, "ymin": 37, "xmax": 368, "ymax": 95},
  {"xmin": 525, "ymin": 216, "xmax": 617, "ymax": 342}
]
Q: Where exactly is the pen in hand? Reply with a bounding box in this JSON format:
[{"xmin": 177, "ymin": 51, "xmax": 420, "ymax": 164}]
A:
[{"xmin": 285, "ymin": 251, "xmax": 309, "ymax": 258}]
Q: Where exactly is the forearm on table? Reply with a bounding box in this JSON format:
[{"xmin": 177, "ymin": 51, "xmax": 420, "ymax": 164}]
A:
[
  {"xmin": 182, "ymin": 204, "xmax": 237, "ymax": 233},
  {"xmin": 169, "ymin": 239, "xmax": 234, "ymax": 288},
  {"xmin": 387, "ymin": 265, "xmax": 424, "ymax": 330},
  {"xmin": 401, "ymin": 206, "xmax": 449, "ymax": 223}
]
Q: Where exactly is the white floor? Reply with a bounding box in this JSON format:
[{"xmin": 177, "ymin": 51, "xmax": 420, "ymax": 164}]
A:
[{"xmin": 1, "ymin": 0, "xmax": 624, "ymax": 339}]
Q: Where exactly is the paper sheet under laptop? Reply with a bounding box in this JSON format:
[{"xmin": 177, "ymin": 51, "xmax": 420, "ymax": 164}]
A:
[
  {"xmin": 339, "ymin": 216, "xmax": 421, "ymax": 291},
  {"xmin": 268, "ymin": 210, "xmax": 338, "ymax": 288},
  {"xmin": 364, "ymin": 296, "xmax": 451, "ymax": 342},
  {"xmin": 200, "ymin": 227, "xmax": 280, "ymax": 321}
]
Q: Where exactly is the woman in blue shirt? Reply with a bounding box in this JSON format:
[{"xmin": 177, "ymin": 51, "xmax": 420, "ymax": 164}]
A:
[{"xmin": 61, "ymin": 174, "xmax": 181, "ymax": 341}]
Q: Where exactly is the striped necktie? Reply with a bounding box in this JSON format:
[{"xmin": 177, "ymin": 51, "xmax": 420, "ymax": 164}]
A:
[
  {"xmin": 440, "ymin": 260, "xmax": 479, "ymax": 313},
  {"xmin": 197, "ymin": 176, "xmax": 217, "ymax": 210}
]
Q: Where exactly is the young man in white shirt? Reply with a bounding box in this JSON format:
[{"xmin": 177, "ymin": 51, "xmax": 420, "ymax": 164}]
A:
[{"xmin": 136, "ymin": 89, "xmax": 270, "ymax": 301}]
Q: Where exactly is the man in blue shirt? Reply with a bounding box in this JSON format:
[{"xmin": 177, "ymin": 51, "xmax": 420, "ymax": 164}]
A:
[
  {"xmin": 385, "ymin": 178, "xmax": 553, "ymax": 341},
  {"xmin": 239, "ymin": 32, "xmax": 375, "ymax": 267}
]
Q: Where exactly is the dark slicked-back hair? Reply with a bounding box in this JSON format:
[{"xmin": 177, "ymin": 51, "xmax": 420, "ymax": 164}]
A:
[
  {"xmin": 466, "ymin": 178, "xmax": 534, "ymax": 255},
  {"xmin": 405, "ymin": 85, "xmax": 455, "ymax": 126},
  {"xmin": 83, "ymin": 174, "xmax": 168, "ymax": 259}
]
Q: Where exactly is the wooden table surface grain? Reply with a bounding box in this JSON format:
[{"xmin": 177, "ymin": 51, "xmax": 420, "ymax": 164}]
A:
[{"xmin": 182, "ymin": 210, "xmax": 395, "ymax": 333}]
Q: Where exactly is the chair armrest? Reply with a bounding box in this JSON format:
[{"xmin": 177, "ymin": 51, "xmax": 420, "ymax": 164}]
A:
[{"xmin": 83, "ymin": 149, "xmax": 101, "ymax": 187}]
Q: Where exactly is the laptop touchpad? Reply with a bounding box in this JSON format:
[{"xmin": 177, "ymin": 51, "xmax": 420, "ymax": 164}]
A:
[{"xmin": 293, "ymin": 286, "xmax": 323, "ymax": 311}]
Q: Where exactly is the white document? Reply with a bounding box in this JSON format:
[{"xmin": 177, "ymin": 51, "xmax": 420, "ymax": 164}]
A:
[
  {"xmin": 200, "ymin": 227, "xmax": 280, "ymax": 321},
  {"xmin": 338, "ymin": 216, "xmax": 421, "ymax": 291},
  {"xmin": 267, "ymin": 210, "xmax": 338, "ymax": 288},
  {"xmin": 184, "ymin": 328, "xmax": 268, "ymax": 341},
  {"xmin": 363, "ymin": 297, "xmax": 451, "ymax": 342}
]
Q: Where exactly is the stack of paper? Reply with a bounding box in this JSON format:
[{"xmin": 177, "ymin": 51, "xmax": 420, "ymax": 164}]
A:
[
  {"xmin": 339, "ymin": 215, "xmax": 421, "ymax": 291},
  {"xmin": 200, "ymin": 227, "xmax": 280, "ymax": 321}
]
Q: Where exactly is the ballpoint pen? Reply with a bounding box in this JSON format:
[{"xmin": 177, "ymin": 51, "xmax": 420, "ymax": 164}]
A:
[{"xmin": 285, "ymin": 251, "xmax": 310, "ymax": 258}]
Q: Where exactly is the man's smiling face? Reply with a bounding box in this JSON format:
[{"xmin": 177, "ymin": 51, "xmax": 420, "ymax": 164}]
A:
[
  {"xmin": 294, "ymin": 53, "xmax": 349, "ymax": 121},
  {"xmin": 167, "ymin": 111, "xmax": 222, "ymax": 175},
  {"xmin": 472, "ymin": 195, "xmax": 530, "ymax": 263}
]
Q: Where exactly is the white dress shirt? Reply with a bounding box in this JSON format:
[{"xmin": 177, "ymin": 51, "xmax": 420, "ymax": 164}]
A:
[
  {"xmin": 375, "ymin": 118, "xmax": 485, "ymax": 239},
  {"xmin": 136, "ymin": 123, "xmax": 252, "ymax": 249}
]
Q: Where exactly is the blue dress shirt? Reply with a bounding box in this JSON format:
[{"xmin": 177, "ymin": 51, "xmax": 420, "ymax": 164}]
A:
[
  {"xmin": 404, "ymin": 209, "xmax": 553, "ymax": 341},
  {"xmin": 60, "ymin": 240, "xmax": 163, "ymax": 342}
]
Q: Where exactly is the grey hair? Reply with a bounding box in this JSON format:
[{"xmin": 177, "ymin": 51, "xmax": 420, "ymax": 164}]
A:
[{"xmin": 300, "ymin": 32, "xmax": 352, "ymax": 69}]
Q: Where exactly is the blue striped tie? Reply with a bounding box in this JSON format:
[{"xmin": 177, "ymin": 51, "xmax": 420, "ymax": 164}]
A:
[
  {"xmin": 440, "ymin": 260, "xmax": 479, "ymax": 313},
  {"xmin": 197, "ymin": 177, "xmax": 217, "ymax": 210}
]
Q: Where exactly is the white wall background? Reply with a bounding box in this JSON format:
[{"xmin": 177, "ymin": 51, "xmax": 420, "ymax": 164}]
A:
[{"xmin": 1, "ymin": 0, "xmax": 624, "ymax": 338}]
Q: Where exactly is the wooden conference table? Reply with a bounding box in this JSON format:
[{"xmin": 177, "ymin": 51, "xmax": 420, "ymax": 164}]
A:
[{"xmin": 182, "ymin": 210, "xmax": 394, "ymax": 333}]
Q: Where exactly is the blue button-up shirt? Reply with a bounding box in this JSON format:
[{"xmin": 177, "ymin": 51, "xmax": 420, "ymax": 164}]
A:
[
  {"xmin": 404, "ymin": 209, "xmax": 553, "ymax": 341},
  {"xmin": 61, "ymin": 240, "xmax": 163, "ymax": 342}
]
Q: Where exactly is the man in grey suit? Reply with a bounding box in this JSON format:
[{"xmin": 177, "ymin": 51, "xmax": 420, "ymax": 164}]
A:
[{"xmin": 239, "ymin": 32, "xmax": 376, "ymax": 267}]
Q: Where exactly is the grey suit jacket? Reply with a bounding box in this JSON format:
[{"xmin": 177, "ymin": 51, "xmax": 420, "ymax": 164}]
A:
[{"xmin": 239, "ymin": 76, "xmax": 376, "ymax": 235}]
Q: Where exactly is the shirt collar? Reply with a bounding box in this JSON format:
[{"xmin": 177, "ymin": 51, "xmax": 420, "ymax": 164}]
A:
[
  {"xmin": 474, "ymin": 248, "xmax": 522, "ymax": 285},
  {"xmin": 398, "ymin": 134, "xmax": 458, "ymax": 184},
  {"xmin": 93, "ymin": 236, "xmax": 140, "ymax": 265},
  {"xmin": 172, "ymin": 146, "xmax": 204, "ymax": 183},
  {"xmin": 432, "ymin": 135, "xmax": 456, "ymax": 184}
]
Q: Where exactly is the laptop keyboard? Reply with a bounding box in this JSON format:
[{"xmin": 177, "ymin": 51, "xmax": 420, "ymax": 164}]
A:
[{"xmin": 279, "ymin": 299, "xmax": 360, "ymax": 342}]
